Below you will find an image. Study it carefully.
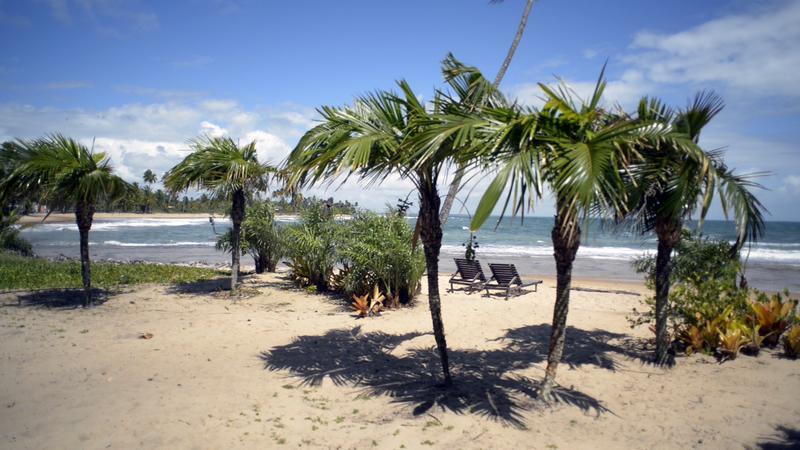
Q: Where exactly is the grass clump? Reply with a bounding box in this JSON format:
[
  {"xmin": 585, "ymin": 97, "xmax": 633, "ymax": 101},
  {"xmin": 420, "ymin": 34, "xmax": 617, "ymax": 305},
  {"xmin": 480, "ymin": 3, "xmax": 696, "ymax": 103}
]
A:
[{"xmin": 0, "ymin": 253, "xmax": 219, "ymax": 290}]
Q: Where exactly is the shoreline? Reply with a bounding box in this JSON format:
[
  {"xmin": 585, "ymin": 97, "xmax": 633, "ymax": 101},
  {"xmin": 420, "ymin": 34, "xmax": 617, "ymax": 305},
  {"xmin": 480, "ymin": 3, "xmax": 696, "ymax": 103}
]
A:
[{"xmin": 18, "ymin": 212, "xmax": 354, "ymax": 225}]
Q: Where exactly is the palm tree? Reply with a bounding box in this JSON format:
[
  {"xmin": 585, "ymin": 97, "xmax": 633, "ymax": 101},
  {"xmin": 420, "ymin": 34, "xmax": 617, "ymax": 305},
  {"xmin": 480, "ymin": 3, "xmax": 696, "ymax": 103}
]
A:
[
  {"xmin": 0, "ymin": 135, "xmax": 129, "ymax": 306},
  {"xmin": 164, "ymin": 136, "xmax": 270, "ymax": 293},
  {"xmin": 439, "ymin": 0, "xmax": 536, "ymax": 226},
  {"xmin": 285, "ymin": 59, "xmax": 499, "ymax": 386},
  {"xmin": 143, "ymin": 169, "xmax": 157, "ymax": 184},
  {"xmin": 418, "ymin": 69, "xmax": 654, "ymax": 395},
  {"xmin": 628, "ymin": 92, "xmax": 766, "ymax": 364}
]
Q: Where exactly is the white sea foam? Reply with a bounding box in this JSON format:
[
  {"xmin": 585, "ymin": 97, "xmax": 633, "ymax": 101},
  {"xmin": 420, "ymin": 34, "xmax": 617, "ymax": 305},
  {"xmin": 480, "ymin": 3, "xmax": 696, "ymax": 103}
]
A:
[
  {"xmin": 27, "ymin": 218, "xmax": 221, "ymax": 232},
  {"xmin": 102, "ymin": 240, "xmax": 215, "ymax": 247},
  {"xmin": 442, "ymin": 243, "xmax": 800, "ymax": 263}
]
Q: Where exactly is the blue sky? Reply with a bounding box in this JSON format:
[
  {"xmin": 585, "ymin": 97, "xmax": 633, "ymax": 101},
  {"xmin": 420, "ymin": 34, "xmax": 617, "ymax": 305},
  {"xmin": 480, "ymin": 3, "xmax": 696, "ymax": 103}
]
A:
[{"xmin": 1, "ymin": 0, "xmax": 798, "ymax": 220}]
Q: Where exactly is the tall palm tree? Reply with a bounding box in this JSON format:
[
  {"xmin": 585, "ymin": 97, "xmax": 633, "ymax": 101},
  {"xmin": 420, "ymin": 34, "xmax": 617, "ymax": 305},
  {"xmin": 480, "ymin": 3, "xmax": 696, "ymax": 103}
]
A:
[
  {"xmin": 164, "ymin": 136, "xmax": 270, "ymax": 293},
  {"xmin": 0, "ymin": 135, "xmax": 129, "ymax": 306},
  {"xmin": 417, "ymin": 70, "xmax": 652, "ymax": 395},
  {"xmin": 439, "ymin": 0, "xmax": 536, "ymax": 226},
  {"xmin": 285, "ymin": 59, "xmax": 499, "ymax": 386},
  {"xmin": 628, "ymin": 92, "xmax": 766, "ymax": 364},
  {"xmin": 143, "ymin": 169, "xmax": 157, "ymax": 185}
]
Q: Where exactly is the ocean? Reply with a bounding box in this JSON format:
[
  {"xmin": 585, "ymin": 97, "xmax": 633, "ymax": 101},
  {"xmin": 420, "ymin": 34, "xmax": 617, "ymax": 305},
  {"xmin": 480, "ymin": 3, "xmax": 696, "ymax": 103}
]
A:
[{"xmin": 19, "ymin": 214, "xmax": 800, "ymax": 292}]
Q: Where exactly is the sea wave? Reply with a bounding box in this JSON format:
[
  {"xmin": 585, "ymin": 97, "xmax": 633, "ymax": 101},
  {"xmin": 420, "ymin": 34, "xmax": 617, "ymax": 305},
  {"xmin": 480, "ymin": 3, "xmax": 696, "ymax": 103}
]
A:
[
  {"xmin": 26, "ymin": 218, "xmax": 221, "ymax": 232},
  {"xmin": 102, "ymin": 240, "xmax": 215, "ymax": 247},
  {"xmin": 441, "ymin": 243, "xmax": 800, "ymax": 263}
]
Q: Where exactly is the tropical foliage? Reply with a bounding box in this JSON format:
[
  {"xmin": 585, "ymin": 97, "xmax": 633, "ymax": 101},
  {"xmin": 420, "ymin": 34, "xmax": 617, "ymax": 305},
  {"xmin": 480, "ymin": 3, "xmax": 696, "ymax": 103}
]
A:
[
  {"xmin": 335, "ymin": 211, "xmax": 424, "ymax": 304},
  {"xmin": 164, "ymin": 136, "xmax": 271, "ymax": 293},
  {"xmin": 282, "ymin": 203, "xmax": 338, "ymax": 291},
  {"xmin": 0, "ymin": 211, "xmax": 33, "ymax": 256},
  {"xmin": 626, "ymin": 92, "xmax": 766, "ymax": 364},
  {"xmin": 0, "ymin": 135, "xmax": 129, "ymax": 305},
  {"xmin": 216, "ymin": 201, "xmax": 285, "ymax": 273}
]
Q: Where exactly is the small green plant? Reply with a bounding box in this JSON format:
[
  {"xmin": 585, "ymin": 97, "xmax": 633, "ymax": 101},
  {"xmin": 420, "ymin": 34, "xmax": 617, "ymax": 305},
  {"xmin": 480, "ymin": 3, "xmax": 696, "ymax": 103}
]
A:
[
  {"xmin": 717, "ymin": 323, "xmax": 749, "ymax": 361},
  {"xmin": 216, "ymin": 201, "xmax": 285, "ymax": 273}
]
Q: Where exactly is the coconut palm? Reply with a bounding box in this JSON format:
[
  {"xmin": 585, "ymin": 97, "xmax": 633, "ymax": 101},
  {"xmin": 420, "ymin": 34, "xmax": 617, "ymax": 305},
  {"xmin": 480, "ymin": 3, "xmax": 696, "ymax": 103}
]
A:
[
  {"xmin": 164, "ymin": 136, "xmax": 271, "ymax": 293},
  {"xmin": 416, "ymin": 70, "xmax": 655, "ymax": 395},
  {"xmin": 0, "ymin": 135, "xmax": 130, "ymax": 306},
  {"xmin": 628, "ymin": 92, "xmax": 766, "ymax": 365},
  {"xmin": 285, "ymin": 58, "xmax": 499, "ymax": 386},
  {"xmin": 143, "ymin": 169, "xmax": 157, "ymax": 185}
]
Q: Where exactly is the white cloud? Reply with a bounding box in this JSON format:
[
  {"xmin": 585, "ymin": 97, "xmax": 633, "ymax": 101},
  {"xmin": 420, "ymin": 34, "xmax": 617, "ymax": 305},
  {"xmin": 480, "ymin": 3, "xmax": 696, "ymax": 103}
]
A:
[
  {"xmin": 199, "ymin": 120, "xmax": 228, "ymax": 138},
  {"xmin": 627, "ymin": 1, "xmax": 800, "ymax": 97},
  {"xmin": 508, "ymin": 69, "xmax": 651, "ymax": 110},
  {"xmin": 780, "ymin": 175, "xmax": 800, "ymax": 193}
]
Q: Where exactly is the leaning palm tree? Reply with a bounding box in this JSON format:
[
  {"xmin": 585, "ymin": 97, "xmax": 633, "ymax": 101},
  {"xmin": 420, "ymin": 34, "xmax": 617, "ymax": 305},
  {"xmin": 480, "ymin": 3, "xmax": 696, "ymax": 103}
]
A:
[
  {"xmin": 164, "ymin": 136, "xmax": 270, "ymax": 293},
  {"xmin": 439, "ymin": 0, "xmax": 536, "ymax": 225},
  {"xmin": 628, "ymin": 92, "xmax": 766, "ymax": 365},
  {"xmin": 285, "ymin": 59, "xmax": 500, "ymax": 386},
  {"xmin": 417, "ymin": 70, "xmax": 652, "ymax": 396},
  {"xmin": 0, "ymin": 135, "xmax": 129, "ymax": 306}
]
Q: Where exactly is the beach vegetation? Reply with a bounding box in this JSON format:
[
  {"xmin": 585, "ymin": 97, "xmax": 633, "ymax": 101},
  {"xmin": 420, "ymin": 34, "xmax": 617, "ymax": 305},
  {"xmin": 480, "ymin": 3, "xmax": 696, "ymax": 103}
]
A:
[
  {"xmin": 285, "ymin": 55, "xmax": 501, "ymax": 385},
  {"xmin": 216, "ymin": 201, "xmax": 285, "ymax": 273},
  {"xmin": 428, "ymin": 67, "xmax": 650, "ymax": 394},
  {"xmin": 283, "ymin": 203, "xmax": 337, "ymax": 290},
  {"xmin": 783, "ymin": 324, "xmax": 800, "ymax": 358},
  {"xmin": 0, "ymin": 135, "xmax": 130, "ymax": 306},
  {"xmin": 351, "ymin": 285, "xmax": 384, "ymax": 318},
  {"xmin": 626, "ymin": 92, "xmax": 766, "ymax": 365},
  {"xmin": 336, "ymin": 211, "xmax": 424, "ymax": 304},
  {"xmin": 0, "ymin": 253, "xmax": 219, "ymax": 290},
  {"xmin": 750, "ymin": 291, "xmax": 797, "ymax": 346},
  {"xmin": 0, "ymin": 211, "xmax": 33, "ymax": 256},
  {"xmin": 164, "ymin": 136, "xmax": 272, "ymax": 293}
]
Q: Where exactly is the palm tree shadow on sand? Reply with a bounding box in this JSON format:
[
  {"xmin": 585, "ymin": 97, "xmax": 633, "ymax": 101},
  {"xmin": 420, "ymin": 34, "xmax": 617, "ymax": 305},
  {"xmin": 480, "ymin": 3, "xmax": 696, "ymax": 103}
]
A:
[
  {"xmin": 261, "ymin": 324, "xmax": 648, "ymax": 428},
  {"xmin": 2, "ymin": 288, "xmax": 112, "ymax": 308}
]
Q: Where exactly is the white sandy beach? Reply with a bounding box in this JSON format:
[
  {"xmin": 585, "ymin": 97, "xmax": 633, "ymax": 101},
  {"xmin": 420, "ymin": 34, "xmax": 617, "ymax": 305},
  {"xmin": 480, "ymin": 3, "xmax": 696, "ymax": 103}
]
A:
[{"xmin": 1, "ymin": 273, "xmax": 798, "ymax": 449}]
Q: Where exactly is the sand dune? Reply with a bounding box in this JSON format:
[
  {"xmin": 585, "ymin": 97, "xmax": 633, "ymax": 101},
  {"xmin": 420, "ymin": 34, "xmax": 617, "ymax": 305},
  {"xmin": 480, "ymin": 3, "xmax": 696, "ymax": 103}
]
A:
[{"xmin": 0, "ymin": 274, "xmax": 798, "ymax": 449}]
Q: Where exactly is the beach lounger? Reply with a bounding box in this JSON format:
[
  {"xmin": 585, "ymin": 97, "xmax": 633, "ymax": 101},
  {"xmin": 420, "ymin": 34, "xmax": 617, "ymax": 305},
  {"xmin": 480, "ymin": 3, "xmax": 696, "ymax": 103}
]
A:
[
  {"xmin": 484, "ymin": 263, "xmax": 542, "ymax": 299},
  {"xmin": 448, "ymin": 258, "xmax": 487, "ymax": 293}
]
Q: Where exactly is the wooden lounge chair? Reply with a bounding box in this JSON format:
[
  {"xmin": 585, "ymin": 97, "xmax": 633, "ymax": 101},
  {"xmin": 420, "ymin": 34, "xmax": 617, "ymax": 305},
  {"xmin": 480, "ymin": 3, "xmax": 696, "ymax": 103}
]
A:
[
  {"xmin": 484, "ymin": 263, "xmax": 542, "ymax": 299},
  {"xmin": 448, "ymin": 258, "xmax": 487, "ymax": 293}
]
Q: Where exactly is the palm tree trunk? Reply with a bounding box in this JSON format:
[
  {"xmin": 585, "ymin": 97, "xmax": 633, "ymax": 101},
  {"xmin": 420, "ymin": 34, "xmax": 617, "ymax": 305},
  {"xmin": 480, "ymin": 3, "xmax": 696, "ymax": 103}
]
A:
[
  {"xmin": 542, "ymin": 208, "xmax": 580, "ymax": 394},
  {"xmin": 493, "ymin": 0, "xmax": 535, "ymax": 88},
  {"xmin": 230, "ymin": 189, "xmax": 245, "ymax": 293},
  {"xmin": 439, "ymin": 0, "xmax": 536, "ymax": 227},
  {"xmin": 654, "ymin": 219, "xmax": 681, "ymax": 365},
  {"xmin": 418, "ymin": 181, "xmax": 452, "ymax": 386},
  {"xmin": 75, "ymin": 201, "xmax": 95, "ymax": 307}
]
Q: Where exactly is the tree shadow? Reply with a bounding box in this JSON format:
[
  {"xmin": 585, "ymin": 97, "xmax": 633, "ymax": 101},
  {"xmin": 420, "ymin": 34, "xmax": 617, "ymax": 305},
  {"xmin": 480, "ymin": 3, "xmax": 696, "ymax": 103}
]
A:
[
  {"xmin": 261, "ymin": 324, "xmax": 645, "ymax": 428},
  {"xmin": 2, "ymin": 288, "xmax": 112, "ymax": 309},
  {"xmin": 756, "ymin": 425, "xmax": 800, "ymax": 450},
  {"xmin": 165, "ymin": 277, "xmax": 232, "ymax": 295}
]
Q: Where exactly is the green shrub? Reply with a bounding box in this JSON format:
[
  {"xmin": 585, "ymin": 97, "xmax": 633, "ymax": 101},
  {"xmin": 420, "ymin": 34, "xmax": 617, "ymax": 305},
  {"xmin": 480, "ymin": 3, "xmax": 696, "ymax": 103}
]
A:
[
  {"xmin": 283, "ymin": 204, "xmax": 338, "ymax": 290},
  {"xmin": 630, "ymin": 232, "xmax": 747, "ymax": 333},
  {"xmin": 217, "ymin": 201, "xmax": 284, "ymax": 273},
  {"xmin": 0, "ymin": 211, "xmax": 33, "ymax": 256},
  {"xmin": 336, "ymin": 211, "xmax": 424, "ymax": 304}
]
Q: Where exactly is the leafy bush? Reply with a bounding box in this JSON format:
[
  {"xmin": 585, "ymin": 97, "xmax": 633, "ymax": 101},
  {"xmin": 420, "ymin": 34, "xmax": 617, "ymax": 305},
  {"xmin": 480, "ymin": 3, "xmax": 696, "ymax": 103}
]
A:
[
  {"xmin": 283, "ymin": 204, "xmax": 338, "ymax": 290},
  {"xmin": 630, "ymin": 231, "xmax": 747, "ymax": 334},
  {"xmin": 217, "ymin": 201, "xmax": 284, "ymax": 273},
  {"xmin": 335, "ymin": 211, "xmax": 425, "ymax": 304},
  {"xmin": 630, "ymin": 231, "xmax": 800, "ymax": 361},
  {"xmin": 0, "ymin": 211, "xmax": 33, "ymax": 256}
]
